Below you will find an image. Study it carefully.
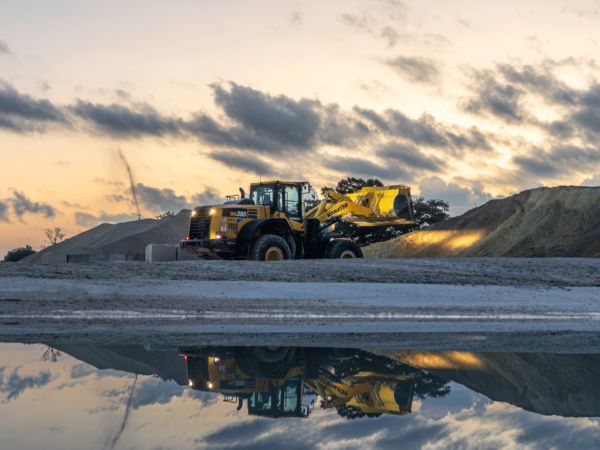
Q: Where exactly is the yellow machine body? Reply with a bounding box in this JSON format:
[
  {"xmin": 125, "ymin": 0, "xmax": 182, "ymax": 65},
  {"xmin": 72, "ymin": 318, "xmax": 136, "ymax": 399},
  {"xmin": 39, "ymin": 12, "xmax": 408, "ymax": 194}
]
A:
[
  {"xmin": 307, "ymin": 372, "xmax": 415, "ymax": 416},
  {"xmin": 181, "ymin": 179, "xmax": 414, "ymax": 260},
  {"xmin": 308, "ymin": 185, "xmax": 414, "ymax": 227}
]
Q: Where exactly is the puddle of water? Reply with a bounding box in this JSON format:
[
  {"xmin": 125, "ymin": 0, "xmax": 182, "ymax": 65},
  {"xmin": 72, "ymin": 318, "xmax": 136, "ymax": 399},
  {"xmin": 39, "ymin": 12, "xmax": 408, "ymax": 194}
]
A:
[{"xmin": 1, "ymin": 342, "xmax": 600, "ymax": 449}]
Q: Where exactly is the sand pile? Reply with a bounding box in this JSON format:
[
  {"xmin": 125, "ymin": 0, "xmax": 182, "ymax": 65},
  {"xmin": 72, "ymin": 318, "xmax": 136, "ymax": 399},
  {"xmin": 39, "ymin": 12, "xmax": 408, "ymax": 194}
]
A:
[
  {"xmin": 371, "ymin": 350, "xmax": 600, "ymax": 417},
  {"xmin": 364, "ymin": 186, "xmax": 600, "ymax": 258},
  {"xmin": 24, "ymin": 209, "xmax": 191, "ymax": 262}
]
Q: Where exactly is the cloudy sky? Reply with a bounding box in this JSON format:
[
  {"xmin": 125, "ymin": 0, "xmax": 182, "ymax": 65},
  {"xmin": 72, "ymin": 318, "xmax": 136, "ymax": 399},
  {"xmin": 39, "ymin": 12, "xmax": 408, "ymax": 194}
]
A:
[{"xmin": 1, "ymin": 0, "xmax": 600, "ymax": 254}]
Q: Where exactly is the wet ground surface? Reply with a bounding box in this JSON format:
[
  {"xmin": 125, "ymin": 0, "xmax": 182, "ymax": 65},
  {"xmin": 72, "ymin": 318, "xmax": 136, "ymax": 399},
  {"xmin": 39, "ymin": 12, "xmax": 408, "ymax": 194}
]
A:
[
  {"xmin": 3, "ymin": 258, "xmax": 600, "ymax": 448},
  {"xmin": 2, "ymin": 277, "xmax": 600, "ymax": 351},
  {"xmin": 2, "ymin": 340, "xmax": 600, "ymax": 450},
  {"xmin": 4, "ymin": 257, "xmax": 600, "ymax": 286}
]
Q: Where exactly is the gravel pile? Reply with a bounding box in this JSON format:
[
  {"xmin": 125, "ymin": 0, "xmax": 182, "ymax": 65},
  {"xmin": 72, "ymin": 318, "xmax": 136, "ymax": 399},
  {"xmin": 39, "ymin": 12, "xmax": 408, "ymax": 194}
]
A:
[
  {"xmin": 23, "ymin": 210, "xmax": 191, "ymax": 262},
  {"xmin": 364, "ymin": 186, "xmax": 600, "ymax": 258}
]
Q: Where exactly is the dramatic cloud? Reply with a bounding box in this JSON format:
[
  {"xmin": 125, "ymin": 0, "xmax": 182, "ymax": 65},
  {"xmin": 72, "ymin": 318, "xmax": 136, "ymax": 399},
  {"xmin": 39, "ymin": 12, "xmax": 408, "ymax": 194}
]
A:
[
  {"xmin": 323, "ymin": 156, "xmax": 409, "ymax": 181},
  {"xmin": 136, "ymin": 184, "xmax": 190, "ymax": 214},
  {"xmin": 136, "ymin": 183, "xmax": 222, "ymax": 213},
  {"xmin": 512, "ymin": 145, "xmax": 600, "ymax": 178},
  {"xmin": 0, "ymin": 366, "xmax": 54, "ymax": 402},
  {"xmin": 385, "ymin": 56, "xmax": 441, "ymax": 85},
  {"xmin": 192, "ymin": 186, "xmax": 222, "ymax": 205},
  {"xmin": 0, "ymin": 80, "xmax": 68, "ymax": 132},
  {"xmin": 377, "ymin": 142, "xmax": 446, "ymax": 172},
  {"xmin": 581, "ymin": 173, "xmax": 600, "ymax": 187},
  {"xmin": 70, "ymin": 100, "xmax": 182, "ymax": 138},
  {"xmin": 461, "ymin": 72, "xmax": 527, "ymax": 123},
  {"xmin": 419, "ymin": 176, "xmax": 495, "ymax": 214},
  {"xmin": 0, "ymin": 199, "xmax": 9, "ymax": 222},
  {"xmin": 208, "ymin": 82, "xmax": 322, "ymax": 150},
  {"xmin": 8, "ymin": 190, "xmax": 58, "ymax": 220},
  {"xmin": 353, "ymin": 106, "xmax": 493, "ymax": 155},
  {"xmin": 461, "ymin": 62, "xmax": 600, "ymax": 145},
  {"xmin": 209, "ymin": 151, "xmax": 276, "ymax": 175},
  {"xmin": 0, "ymin": 80, "xmax": 494, "ymax": 172}
]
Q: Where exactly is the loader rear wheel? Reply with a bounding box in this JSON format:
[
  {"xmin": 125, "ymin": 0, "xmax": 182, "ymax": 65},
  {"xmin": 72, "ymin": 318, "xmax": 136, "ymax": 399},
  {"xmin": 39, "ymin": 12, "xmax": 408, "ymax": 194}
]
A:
[
  {"xmin": 249, "ymin": 234, "xmax": 292, "ymax": 261},
  {"xmin": 326, "ymin": 239, "xmax": 363, "ymax": 259}
]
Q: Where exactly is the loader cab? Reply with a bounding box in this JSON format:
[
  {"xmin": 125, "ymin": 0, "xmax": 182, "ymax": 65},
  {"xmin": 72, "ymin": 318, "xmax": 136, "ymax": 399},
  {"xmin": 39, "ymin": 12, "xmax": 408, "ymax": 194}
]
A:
[
  {"xmin": 248, "ymin": 375, "xmax": 307, "ymax": 419},
  {"xmin": 249, "ymin": 182, "xmax": 305, "ymax": 222}
]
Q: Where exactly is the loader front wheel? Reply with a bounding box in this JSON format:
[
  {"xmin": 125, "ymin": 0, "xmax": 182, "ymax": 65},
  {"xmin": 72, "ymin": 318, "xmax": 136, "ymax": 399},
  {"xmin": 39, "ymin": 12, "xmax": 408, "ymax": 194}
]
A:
[
  {"xmin": 251, "ymin": 346, "xmax": 293, "ymax": 363},
  {"xmin": 326, "ymin": 239, "xmax": 363, "ymax": 259},
  {"xmin": 249, "ymin": 234, "xmax": 292, "ymax": 261}
]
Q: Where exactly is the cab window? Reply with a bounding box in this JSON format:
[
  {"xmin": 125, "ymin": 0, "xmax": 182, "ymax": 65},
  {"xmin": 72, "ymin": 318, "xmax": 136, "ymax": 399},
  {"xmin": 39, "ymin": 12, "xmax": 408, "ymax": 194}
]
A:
[
  {"xmin": 283, "ymin": 185, "xmax": 302, "ymax": 220},
  {"xmin": 250, "ymin": 184, "xmax": 275, "ymax": 208}
]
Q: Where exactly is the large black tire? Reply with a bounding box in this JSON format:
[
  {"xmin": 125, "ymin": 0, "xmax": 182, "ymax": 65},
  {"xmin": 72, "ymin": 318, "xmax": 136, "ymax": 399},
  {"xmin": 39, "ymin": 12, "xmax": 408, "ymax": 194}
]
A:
[
  {"xmin": 251, "ymin": 346, "xmax": 294, "ymax": 363},
  {"xmin": 249, "ymin": 234, "xmax": 292, "ymax": 261},
  {"xmin": 326, "ymin": 239, "xmax": 363, "ymax": 259}
]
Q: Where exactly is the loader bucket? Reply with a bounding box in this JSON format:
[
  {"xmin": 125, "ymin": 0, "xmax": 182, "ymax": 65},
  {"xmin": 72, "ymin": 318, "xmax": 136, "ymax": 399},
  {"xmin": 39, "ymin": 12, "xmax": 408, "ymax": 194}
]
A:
[
  {"xmin": 393, "ymin": 193, "xmax": 414, "ymax": 222},
  {"xmin": 343, "ymin": 186, "xmax": 415, "ymax": 227}
]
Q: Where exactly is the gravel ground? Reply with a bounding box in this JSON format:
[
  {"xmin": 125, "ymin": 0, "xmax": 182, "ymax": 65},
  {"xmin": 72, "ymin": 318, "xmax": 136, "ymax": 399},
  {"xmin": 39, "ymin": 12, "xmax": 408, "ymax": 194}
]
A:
[
  {"xmin": 2, "ymin": 257, "xmax": 600, "ymax": 286},
  {"xmin": 2, "ymin": 258, "xmax": 600, "ymax": 351}
]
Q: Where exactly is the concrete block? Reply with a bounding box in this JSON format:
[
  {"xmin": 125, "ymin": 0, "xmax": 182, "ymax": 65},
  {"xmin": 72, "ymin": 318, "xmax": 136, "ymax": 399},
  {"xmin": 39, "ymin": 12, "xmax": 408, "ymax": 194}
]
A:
[
  {"xmin": 127, "ymin": 254, "xmax": 145, "ymax": 262},
  {"xmin": 145, "ymin": 245, "xmax": 177, "ymax": 262},
  {"xmin": 108, "ymin": 253, "xmax": 127, "ymax": 261},
  {"xmin": 88, "ymin": 253, "xmax": 108, "ymax": 262},
  {"xmin": 67, "ymin": 253, "xmax": 89, "ymax": 263},
  {"xmin": 43, "ymin": 252, "xmax": 67, "ymax": 263},
  {"xmin": 177, "ymin": 246, "xmax": 200, "ymax": 261}
]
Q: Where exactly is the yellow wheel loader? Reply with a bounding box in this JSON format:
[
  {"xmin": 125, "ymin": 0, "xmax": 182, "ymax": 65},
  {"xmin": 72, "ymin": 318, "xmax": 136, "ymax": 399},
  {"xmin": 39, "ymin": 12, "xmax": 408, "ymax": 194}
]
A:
[
  {"xmin": 180, "ymin": 180, "xmax": 414, "ymax": 261},
  {"xmin": 181, "ymin": 346, "xmax": 415, "ymax": 420}
]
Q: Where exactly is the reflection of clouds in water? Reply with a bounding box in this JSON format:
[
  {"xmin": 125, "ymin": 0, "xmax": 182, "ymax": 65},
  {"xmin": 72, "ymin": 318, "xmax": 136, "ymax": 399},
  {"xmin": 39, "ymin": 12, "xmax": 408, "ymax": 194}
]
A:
[
  {"xmin": 0, "ymin": 365, "xmax": 54, "ymax": 402},
  {"xmin": 2, "ymin": 344, "xmax": 600, "ymax": 450},
  {"xmin": 195, "ymin": 384, "xmax": 600, "ymax": 450},
  {"xmin": 419, "ymin": 383, "xmax": 490, "ymax": 421},
  {"xmin": 96, "ymin": 376, "xmax": 219, "ymax": 410},
  {"xmin": 130, "ymin": 377, "xmax": 217, "ymax": 409}
]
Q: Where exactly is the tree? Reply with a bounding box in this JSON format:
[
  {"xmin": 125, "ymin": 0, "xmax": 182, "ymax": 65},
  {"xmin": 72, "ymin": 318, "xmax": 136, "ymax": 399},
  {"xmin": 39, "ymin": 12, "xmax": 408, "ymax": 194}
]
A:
[
  {"xmin": 156, "ymin": 211, "xmax": 175, "ymax": 220},
  {"xmin": 3, "ymin": 245, "xmax": 36, "ymax": 262},
  {"xmin": 335, "ymin": 404, "xmax": 382, "ymax": 420},
  {"xmin": 44, "ymin": 228, "xmax": 66, "ymax": 247},
  {"xmin": 322, "ymin": 177, "xmax": 450, "ymax": 246},
  {"xmin": 41, "ymin": 346, "xmax": 62, "ymax": 363}
]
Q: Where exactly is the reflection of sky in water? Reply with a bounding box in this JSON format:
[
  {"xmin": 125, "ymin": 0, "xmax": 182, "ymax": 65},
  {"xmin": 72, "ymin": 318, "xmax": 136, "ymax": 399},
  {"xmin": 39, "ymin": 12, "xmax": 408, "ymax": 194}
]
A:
[{"xmin": 2, "ymin": 344, "xmax": 600, "ymax": 449}]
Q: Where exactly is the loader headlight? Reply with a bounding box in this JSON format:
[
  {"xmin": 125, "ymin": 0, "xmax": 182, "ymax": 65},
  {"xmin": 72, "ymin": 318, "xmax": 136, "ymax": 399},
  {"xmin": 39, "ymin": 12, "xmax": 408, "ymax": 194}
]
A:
[
  {"xmin": 189, "ymin": 380, "xmax": 193, "ymax": 386},
  {"xmin": 210, "ymin": 209, "xmax": 215, "ymax": 215},
  {"xmin": 191, "ymin": 211, "xmax": 196, "ymax": 216},
  {"xmin": 208, "ymin": 383, "xmax": 213, "ymax": 389}
]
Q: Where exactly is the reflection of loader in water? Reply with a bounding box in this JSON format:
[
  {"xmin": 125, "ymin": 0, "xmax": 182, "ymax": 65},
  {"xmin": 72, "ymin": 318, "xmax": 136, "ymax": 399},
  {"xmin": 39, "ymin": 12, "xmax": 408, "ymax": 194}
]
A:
[{"xmin": 181, "ymin": 346, "xmax": 416, "ymax": 419}]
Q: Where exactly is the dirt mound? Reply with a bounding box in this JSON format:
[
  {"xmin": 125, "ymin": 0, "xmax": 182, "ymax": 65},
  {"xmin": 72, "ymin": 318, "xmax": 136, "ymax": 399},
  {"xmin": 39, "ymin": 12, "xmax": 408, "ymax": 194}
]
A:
[
  {"xmin": 371, "ymin": 350, "xmax": 600, "ymax": 417},
  {"xmin": 364, "ymin": 186, "xmax": 600, "ymax": 258},
  {"xmin": 23, "ymin": 210, "xmax": 191, "ymax": 262}
]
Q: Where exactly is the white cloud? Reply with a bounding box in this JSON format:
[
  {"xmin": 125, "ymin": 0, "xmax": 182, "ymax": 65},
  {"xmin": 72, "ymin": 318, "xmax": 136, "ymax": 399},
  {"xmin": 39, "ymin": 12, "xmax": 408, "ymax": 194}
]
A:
[
  {"xmin": 418, "ymin": 176, "xmax": 497, "ymax": 216},
  {"xmin": 581, "ymin": 173, "xmax": 600, "ymax": 187}
]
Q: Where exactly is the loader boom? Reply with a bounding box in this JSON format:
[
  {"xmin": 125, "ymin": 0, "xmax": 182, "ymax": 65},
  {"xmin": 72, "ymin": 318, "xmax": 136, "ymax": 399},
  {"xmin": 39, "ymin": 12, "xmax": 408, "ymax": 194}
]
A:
[{"xmin": 308, "ymin": 185, "xmax": 414, "ymax": 226}]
